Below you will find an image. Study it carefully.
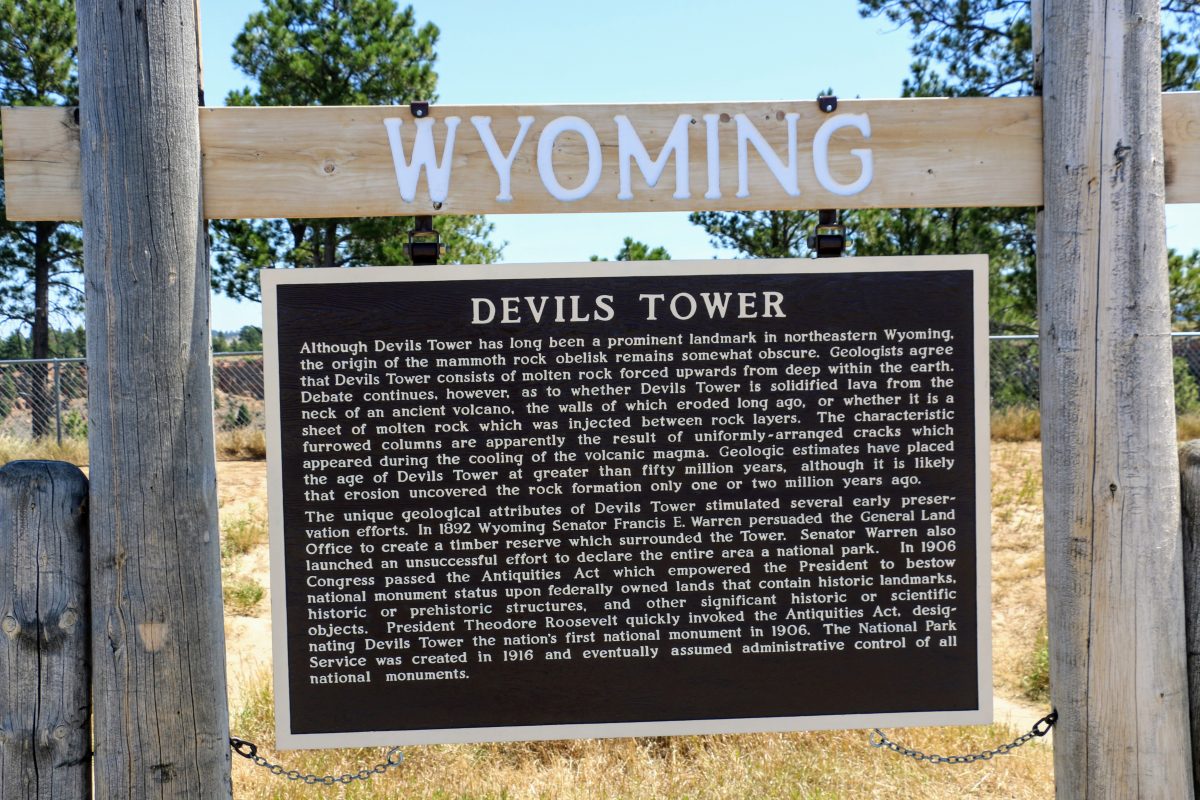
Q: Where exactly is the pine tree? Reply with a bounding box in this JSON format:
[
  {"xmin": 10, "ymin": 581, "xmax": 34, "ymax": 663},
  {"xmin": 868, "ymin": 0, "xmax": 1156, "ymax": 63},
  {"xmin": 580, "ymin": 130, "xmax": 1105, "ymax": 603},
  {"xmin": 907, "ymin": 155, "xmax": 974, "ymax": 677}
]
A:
[
  {"xmin": 590, "ymin": 237, "xmax": 671, "ymax": 261},
  {"xmin": 0, "ymin": 0, "xmax": 82, "ymax": 437},
  {"xmin": 211, "ymin": 0, "xmax": 501, "ymax": 302},
  {"xmin": 854, "ymin": 0, "xmax": 1200, "ymax": 328}
]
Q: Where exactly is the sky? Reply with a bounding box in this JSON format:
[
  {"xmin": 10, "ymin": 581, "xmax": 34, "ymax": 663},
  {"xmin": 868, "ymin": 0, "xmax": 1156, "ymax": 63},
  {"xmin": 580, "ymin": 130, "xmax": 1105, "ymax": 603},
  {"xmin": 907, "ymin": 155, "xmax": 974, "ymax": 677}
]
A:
[{"xmin": 198, "ymin": 0, "xmax": 1200, "ymax": 331}]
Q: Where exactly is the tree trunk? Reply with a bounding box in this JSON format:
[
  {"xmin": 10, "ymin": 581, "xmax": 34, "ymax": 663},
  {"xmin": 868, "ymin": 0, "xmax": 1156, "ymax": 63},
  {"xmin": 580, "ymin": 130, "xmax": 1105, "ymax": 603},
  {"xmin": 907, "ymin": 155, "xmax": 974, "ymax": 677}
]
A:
[
  {"xmin": 323, "ymin": 219, "xmax": 338, "ymax": 268},
  {"xmin": 76, "ymin": 0, "xmax": 231, "ymax": 796},
  {"xmin": 29, "ymin": 221, "xmax": 52, "ymax": 439},
  {"xmin": 1038, "ymin": 0, "xmax": 1193, "ymax": 795}
]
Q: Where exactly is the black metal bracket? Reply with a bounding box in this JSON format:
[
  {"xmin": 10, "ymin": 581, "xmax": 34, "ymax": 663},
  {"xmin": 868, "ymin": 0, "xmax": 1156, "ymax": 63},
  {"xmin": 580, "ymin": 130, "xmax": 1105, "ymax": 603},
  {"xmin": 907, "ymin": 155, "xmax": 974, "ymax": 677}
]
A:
[
  {"xmin": 808, "ymin": 209, "xmax": 846, "ymax": 258},
  {"xmin": 808, "ymin": 96, "xmax": 846, "ymax": 258},
  {"xmin": 403, "ymin": 101, "xmax": 444, "ymax": 265},
  {"xmin": 405, "ymin": 215, "xmax": 445, "ymax": 265}
]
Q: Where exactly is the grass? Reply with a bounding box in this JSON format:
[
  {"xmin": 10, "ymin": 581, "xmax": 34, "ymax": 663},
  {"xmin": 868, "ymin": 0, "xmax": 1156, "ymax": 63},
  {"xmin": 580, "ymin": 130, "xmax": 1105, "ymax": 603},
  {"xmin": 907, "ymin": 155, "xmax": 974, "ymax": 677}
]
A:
[
  {"xmin": 990, "ymin": 406, "xmax": 1040, "ymax": 442},
  {"xmin": 217, "ymin": 428, "xmax": 268, "ymax": 460},
  {"xmin": 223, "ymin": 576, "xmax": 265, "ymax": 616},
  {"xmin": 0, "ymin": 432, "xmax": 89, "ymax": 466},
  {"xmin": 1023, "ymin": 626, "xmax": 1051, "ymax": 703},
  {"xmin": 227, "ymin": 673, "xmax": 1053, "ymax": 800},
  {"xmin": 207, "ymin": 445, "xmax": 1056, "ymax": 796},
  {"xmin": 221, "ymin": 504, "xmax": 268, "ymax": 561},
  {"xmin": 988, "ymin": 443, "xmax": 1049, "ymax": 702},
  {"xmin": 1178, "ymin": 412, "xmax": 1200, "ymax": 440},
  {"xmin": 0, "ymin": 426, "xmax": 267, "ymax": 466}
]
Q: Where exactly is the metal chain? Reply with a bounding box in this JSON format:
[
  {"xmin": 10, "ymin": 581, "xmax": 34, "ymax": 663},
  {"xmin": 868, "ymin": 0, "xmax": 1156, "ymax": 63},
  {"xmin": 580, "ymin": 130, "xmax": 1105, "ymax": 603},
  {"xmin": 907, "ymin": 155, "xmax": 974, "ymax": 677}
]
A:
[
  {"xmin": 230, "ymin": 738, "xmax": 404, "ymax": 785},
  {"xmin": 869, "ymin": 710, "xmax": 1057, "ymax": 764},
  {"xmin": 231, "ymin": 711, "xmax": 1056, "ymax": 781}
]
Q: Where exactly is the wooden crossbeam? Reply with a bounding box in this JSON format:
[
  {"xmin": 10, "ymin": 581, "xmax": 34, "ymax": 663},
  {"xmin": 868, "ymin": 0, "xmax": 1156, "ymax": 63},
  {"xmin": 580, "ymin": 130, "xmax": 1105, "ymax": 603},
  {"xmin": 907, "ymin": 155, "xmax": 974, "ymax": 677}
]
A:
[
  {"xmin": 7, "ymin": 94, "xmax": 1199, "ymax": 221},
  {"xmin": 0, "ymin": 97, "xmax": 1051, "ymax": 220}
]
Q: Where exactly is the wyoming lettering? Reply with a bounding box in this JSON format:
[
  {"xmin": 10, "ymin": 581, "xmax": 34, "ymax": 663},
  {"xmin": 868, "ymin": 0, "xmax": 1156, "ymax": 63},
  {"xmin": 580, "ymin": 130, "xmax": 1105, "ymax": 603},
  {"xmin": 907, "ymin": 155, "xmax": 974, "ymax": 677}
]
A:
[{"xmin": 385, "ymin": 111, "xmax": 873, "ymax": 204}]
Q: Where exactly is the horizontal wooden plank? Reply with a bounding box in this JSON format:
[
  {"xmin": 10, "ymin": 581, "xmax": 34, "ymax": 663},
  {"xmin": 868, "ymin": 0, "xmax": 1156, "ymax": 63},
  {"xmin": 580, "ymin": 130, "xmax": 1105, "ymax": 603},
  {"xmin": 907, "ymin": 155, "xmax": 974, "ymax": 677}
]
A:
[
  {"xmin": 1164, "ymin": 92, "xmax": 1200, "ymax": 201},
  {"xmin": 1, "ymin": 94, "xmax": 1191, "ymax": 220}
]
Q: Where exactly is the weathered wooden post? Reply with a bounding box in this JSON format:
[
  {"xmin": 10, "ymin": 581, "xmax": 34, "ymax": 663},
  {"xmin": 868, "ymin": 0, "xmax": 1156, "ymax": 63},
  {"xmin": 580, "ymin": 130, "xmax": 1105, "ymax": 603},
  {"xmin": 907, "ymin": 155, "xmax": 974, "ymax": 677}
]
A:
[
  {"xmin": 1039, "ymin": 0, "xmax": 1194, "ymax": 795},
  {"xmin": 0, "ymin": 461, "xmax": 90, "ymax": 799},
  {"xmin": 76, "ymin": 0, "xmax": 232, "ymax": 796},
  {"xmin": 1180, "ymin": 442, "xmax": 1200, "ymax": 791}
]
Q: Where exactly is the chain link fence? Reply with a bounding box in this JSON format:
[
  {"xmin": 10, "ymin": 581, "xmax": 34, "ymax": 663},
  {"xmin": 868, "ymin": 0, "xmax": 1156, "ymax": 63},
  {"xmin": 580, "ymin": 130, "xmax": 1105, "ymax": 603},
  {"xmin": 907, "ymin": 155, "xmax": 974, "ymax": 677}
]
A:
[
  {"xmin": 0, "ymin": 352, "xmax": 265, "ymax": 445},
  {"xmin": 989, "ymin": 332, "xmax": 1200, "ymax": 411},
  {"xmin": 2, "ymin": 336, "xmax": 1200, "ymax": 444}
]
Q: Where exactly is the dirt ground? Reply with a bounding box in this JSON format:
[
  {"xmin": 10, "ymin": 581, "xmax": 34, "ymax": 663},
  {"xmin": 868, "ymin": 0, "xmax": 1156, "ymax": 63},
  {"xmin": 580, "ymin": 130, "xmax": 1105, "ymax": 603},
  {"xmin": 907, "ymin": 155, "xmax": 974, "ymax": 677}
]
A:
[
  {"xmin": 217, "ymin": 461, "xmax": 274, "ymax": 709},
  {"xmin": 216, "ymin": 441, "xmax": 1052, "ymax": 729}
]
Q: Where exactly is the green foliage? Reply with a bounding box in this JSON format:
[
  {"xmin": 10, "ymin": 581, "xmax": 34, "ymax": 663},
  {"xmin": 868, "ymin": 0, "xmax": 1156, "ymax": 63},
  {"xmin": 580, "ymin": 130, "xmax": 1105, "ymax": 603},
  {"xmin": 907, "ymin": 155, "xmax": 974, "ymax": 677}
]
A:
[
  {"xmin": 213, "ymin": 325, "xmax": 263, "ymax": 353},
  {"xmin": 212, "ymin": 0, "xmax": 500, "ymax": 300},
  {"xmin": 0, "ymin": 330, "xmax": 28, "ymax": 358},
  {"xmin": 1023, "ymin": 624, "xmax": 1050, "ymax": 703},
  {"xmin": 221, "ymin": 506, "xmax": 268, "ymax": 560},
  {"xmin": 0, "ymin": 0, "xmax": 83, "ymax": 350},
  {"xmin": 990, "ymin": 339, "xmax": 1041, "ymax": 408},
  {"xmin": 1176, "ymin": 356, "xmax": 1200, "ymax": 414},
  {"xmin": 0, "ymin": 325, "xmax": 85, "ymax": 357},
  {"xmin": 61, "ymin": 408, "xmax": 86, "ymax": 438},
  {"xmin": 853, "ymin": 1, "xmax": 1200, "ymax": 331},
  {"xmin": 0, "ymin": 0, "xmax": 77, "ymax": 105},
  {"xmin": 859, "ymin": 1, "xmax": 1200, "ymax": 95},
  {"xmin": 226, "ymin": 0, "xmax": 438, "ymax": 108},
  {"xmin": 859, "ymin": 0, "xmax": 1035, "ymax": 97},
  {"xmin": 1170, "ymin": 249, "xmax": 1200, "ymax": 327},
  {"xmin": 223, "ymin": 402, "xmax": 254, "ymax": 430},
  {"xmin": 689, "ymin": 211, "xmax": 815, "ymax": 259},
  {"xmin": 851, "ymin": 207, "xmax": 1038, "ymax": 332},
  {"xmin": 590, "ymin": 237, "xmax": 671, "ymax": 262},
  {"xmin": 223, "ymin": 576, "xmax": 265, "ymax": 615},
  {"xmin": 0, "ymin": 370, "xmax": 13, "ymax": 421}
]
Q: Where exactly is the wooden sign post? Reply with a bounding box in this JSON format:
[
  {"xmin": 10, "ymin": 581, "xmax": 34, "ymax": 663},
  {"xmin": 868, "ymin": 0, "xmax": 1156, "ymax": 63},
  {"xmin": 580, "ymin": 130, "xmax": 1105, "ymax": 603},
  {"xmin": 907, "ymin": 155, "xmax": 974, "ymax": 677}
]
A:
[
  {"xmin": 76, "ymin": 1, "xmax": 231, "ymax": 797},
  {"xmin": 1038, "ymin": 1, "xmax": 1193, "ymax": 795},
  {"xmin": 1, "ymin": 0, "xmax": 1195, "ymax": 794}
]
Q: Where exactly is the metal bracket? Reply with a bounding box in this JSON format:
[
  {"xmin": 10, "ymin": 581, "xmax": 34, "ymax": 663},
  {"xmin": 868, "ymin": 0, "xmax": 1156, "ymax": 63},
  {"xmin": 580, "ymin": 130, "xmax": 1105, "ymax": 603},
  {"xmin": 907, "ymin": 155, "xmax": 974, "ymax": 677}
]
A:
[
  {"xmin": 405, "ymin": 215, "xmax": 445, "ymax": 265},
  {"xmin": 404, "ymin": 100, "xmax": 444, "ymax": 264},
  {"xmin": 808, "ymin": 209, "xmax": 846, "ymax": 258},
  {"xmin": 809, "ymin": 96, "xmax": 846, "ymax": 258}
]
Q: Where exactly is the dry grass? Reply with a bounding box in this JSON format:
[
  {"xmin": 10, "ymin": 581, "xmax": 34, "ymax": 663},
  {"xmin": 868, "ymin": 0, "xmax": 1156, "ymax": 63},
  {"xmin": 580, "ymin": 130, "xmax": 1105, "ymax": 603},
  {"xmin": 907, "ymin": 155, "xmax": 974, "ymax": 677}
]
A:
[
  {"xmin": 1178, "ymin": 413, "xmax": 1200, "ymax": 441},
  {"xmin": 988, "ymin": 442, "xmax": 1047, "ymax": 701},
  {"xmin": 218, "ymin": 443, "xmax": 1058, "ymax": 798},
  {"xmin": 217, "ymin": 428, "xmax": 268, "ymax": 460},
  {"xmin": 990, "ymin": 406, "xmax": 1040, "ymax": 442},
  {"xmin": 229, "ymin": 666, "xmax": 1053, "ymax": 799},
  {"xmin": 0, "ymin": 433, "xmax": 89, "ymax": 466},
  {"xmin": 0, "ymin": 427, "xmax": 264, "ymax": 466},
  {"xmin": 990, "ymin": 408, "xmax": 1200, "ymax": 443}
]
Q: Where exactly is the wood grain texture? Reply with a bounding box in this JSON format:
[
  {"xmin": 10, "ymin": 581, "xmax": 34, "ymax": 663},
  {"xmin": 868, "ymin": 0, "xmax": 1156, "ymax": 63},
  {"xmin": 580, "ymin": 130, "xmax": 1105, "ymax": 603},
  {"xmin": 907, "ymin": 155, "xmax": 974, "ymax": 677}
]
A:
[
  {"xmin": 0, "ymin": 460, "xmax": 90, "ymax": 800},
  {"xmin": 1179, "ymin": 441, "xmax": 1200, "ymax": 795},
  {"xmin": 6, "ymin": 97, "xmax": 1043, "ymax": 220},
  {"xmin": 77, "ymin": 0, "xmax": 231, "ymax": 796},
  {"xmin": 1039, "ymin": 1, "xmax": 1193, "ymax": 797}
]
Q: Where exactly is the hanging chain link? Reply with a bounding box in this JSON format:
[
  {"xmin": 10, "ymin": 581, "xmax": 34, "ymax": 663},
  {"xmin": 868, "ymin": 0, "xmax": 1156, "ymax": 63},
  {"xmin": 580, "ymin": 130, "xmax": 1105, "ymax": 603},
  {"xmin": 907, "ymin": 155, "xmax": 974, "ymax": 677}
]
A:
[
  {"xmin": 870, "ymin": 710, "xmax": 1057, "ymax": 764},
  {"xmin": 231, "ymin": 711, "xmax": 1056, "ymax": 781},
  {"xmin": 230, "ymin": 738, "xmax": 404, "ymax": 785}
]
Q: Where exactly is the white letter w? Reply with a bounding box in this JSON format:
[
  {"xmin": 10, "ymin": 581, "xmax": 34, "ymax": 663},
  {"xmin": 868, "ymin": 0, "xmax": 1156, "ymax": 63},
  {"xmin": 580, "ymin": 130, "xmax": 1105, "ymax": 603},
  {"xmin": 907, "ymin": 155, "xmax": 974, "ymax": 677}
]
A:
[{"xmin": 382, "ymin": 116, "xmax": 460, "ymax": 203}]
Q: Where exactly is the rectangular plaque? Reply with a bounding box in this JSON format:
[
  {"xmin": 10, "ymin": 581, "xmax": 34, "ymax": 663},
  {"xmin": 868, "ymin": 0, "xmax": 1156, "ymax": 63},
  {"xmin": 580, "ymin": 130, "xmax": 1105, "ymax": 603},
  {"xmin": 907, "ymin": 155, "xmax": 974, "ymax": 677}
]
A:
[{"xmin": 263, "ymin": 257, "xmax": 991, "ymax": 748}]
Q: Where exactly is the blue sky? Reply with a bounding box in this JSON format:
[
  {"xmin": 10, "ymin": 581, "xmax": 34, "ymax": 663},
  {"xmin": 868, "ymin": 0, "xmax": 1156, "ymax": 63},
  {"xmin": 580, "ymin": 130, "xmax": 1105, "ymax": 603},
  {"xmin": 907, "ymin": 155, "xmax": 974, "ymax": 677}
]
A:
[{"xmin": 199, "ymin": 0, "xmax": 1200, "ymax": 330}]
